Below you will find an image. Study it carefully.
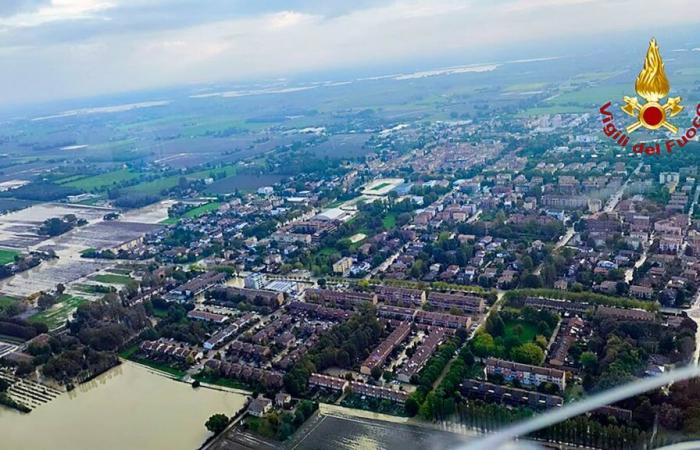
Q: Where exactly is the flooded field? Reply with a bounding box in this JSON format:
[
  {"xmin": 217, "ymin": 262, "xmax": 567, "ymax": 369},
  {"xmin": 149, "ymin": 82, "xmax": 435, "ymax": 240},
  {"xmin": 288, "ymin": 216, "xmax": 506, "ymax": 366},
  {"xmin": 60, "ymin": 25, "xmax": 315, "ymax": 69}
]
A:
[
  {"xmin": 0, "ymin": 203, "xmax": 113, "ymax": 250},
  {"xmin": 0, "ymin": 361, "xmax": 247, "ymax": 450},
  {"xmin": 119, "ymin": 199, "xmax": 176, "ymax": 223},
  {"xmin": 287, "ymin": 412, "xmax": 472, "ymax": 450}
]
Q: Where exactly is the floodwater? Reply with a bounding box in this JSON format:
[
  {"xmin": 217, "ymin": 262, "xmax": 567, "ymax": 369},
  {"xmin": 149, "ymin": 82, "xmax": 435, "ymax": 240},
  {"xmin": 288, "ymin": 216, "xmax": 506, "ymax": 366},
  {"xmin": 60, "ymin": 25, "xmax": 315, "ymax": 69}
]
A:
[
  {"xmin": 288, "ymin": 413, "xmax": 471, "ymax": 450},
  {"xmin": 0, "ymin": 361, "xmax": 247, "ymax": 450}
]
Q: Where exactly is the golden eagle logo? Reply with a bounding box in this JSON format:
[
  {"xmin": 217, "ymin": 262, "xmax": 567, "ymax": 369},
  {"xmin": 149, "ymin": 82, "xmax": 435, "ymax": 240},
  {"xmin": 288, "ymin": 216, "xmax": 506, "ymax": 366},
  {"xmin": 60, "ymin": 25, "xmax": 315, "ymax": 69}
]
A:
[{"xmin": 621, "ymin": 38, "xmax": 683, "ymax": 133}]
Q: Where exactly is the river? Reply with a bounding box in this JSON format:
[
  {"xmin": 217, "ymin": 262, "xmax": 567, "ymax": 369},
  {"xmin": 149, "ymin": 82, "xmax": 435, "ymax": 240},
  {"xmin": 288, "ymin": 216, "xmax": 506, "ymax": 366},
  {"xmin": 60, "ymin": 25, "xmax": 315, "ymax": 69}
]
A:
[{"xmin": 0, "ymin": 361, "xmax": 247, "ymax": 450}]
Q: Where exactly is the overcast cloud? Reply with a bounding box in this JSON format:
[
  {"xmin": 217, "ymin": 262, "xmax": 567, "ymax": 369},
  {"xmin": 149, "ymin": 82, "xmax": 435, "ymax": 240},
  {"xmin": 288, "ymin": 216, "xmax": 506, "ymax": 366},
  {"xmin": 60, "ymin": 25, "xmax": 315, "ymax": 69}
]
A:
[{"xmin": 0, "ymin": 0, "xmax": 697, "ymax": 105}]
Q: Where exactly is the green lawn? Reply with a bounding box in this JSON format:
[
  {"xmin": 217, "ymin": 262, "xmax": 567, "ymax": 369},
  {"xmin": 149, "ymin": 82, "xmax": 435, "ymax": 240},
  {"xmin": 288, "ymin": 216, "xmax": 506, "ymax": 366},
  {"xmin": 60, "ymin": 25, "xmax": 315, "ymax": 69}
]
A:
[
  {"xmin": 0, "ymin": 295, "xmax": 19, "ymax": 312},
  {"xmin": 62, "ymin": 168, "xmax": 140, "ymax": 191},
  {"xmin": 127, "ymin": 357, "xmax": 186, "ymax": 378},
  {"xmin": 371, "ymin": 182, "xmax": 392, "ymax": 191},
  {"xmin": 502, "ymin": 319, "xmax": 538, "ymax": 345},
  {"xmin": 28, "ymin": 295, "xmax": 87, "ymax": 329},
  {"xmin": 125, "ymin": 175, "xmax": 181, "ymax": 195},
  {"xmin": 382, "ymin": 213, "xmax": 397, "ymax": 229},
  {"xmin": 0, "ymin": 249, "xmax": 19, "ymax": 266},
  {"xmin": 91, "ymin": 274, "xmax": 135, "ymax": 285}
]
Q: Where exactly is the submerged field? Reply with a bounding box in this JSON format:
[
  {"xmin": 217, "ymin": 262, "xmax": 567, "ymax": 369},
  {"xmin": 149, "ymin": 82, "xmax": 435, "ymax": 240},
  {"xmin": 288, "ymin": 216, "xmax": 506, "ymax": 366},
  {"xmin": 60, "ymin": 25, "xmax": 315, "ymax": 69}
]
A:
[{"xmin": 28, "ymin": 295, "xmax": 87, "ymax": 329}]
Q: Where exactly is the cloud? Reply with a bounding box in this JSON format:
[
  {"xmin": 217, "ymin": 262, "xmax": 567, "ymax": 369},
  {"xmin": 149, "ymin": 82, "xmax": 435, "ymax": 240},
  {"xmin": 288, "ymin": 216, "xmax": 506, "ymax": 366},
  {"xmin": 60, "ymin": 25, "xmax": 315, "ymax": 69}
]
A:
[
  {"xmin": 0, "ymin": 0, "xmax": 50, "ymax": 17},
  {"xmin": 0, "ymin": 0, "xmax": 697, "ymax": 106},
  {"xmin": 0, "ymin": 0, "xmax": 114, "ymax": 28}
]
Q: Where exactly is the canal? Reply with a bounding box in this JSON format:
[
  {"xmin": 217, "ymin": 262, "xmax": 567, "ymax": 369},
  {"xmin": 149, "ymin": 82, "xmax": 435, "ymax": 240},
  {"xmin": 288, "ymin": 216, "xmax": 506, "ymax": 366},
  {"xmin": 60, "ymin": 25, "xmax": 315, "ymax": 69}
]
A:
[{"xmin": 0, "ymin": 361, "xmax": 247, "ymax": 450}]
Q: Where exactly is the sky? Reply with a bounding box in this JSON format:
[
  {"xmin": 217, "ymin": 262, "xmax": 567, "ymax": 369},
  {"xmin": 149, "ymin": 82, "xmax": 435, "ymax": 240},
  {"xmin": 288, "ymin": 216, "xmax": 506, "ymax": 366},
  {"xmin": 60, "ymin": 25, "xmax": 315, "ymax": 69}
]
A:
[{"xmin": 0, "ymin": 0, "xmax": 698, "ymax": 106}]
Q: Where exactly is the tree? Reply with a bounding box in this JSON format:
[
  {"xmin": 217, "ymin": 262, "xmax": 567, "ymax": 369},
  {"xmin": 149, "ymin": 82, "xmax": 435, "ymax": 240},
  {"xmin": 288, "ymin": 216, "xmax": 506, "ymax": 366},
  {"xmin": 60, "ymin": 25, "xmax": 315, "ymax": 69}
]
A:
[
  {"xmin": 471, "ymin": 332, "xmax": 496, "ymax": 357},
  {"xmin": 405, "ymin": 397, "xmax": 420, "ymax": 416},
  {"xmin": 510, "ymin": 343, "xmax": 544, "ymax": 365},
  {"xmin": 370, "ymin": 365, "xmax": 382, "ymax": 380},
  {"xmin": 579, "ymin": 351, "xmax": 597, "ymax": 372},
  {"xmin": 37, "ymin": 293, "xmax": 56, "ymax": 310},
  {"xmin": 485, "ymin": 312, "xmax": 505, "ymax": 336},
  {"xmin": 205, "ymin": 413, "xmax": 229, "ymax": 434}
]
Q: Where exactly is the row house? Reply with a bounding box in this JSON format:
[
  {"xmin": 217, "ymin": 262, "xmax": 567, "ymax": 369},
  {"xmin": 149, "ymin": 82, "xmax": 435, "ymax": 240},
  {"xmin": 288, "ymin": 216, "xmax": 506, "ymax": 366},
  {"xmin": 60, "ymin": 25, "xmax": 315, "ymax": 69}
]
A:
[
  {"xmin": 377, "ymin": 305, "xmax": 417, "ymax": 321},
  {"xmin": 203, "ymin": 313, "xmax": 256, "ymax": 350},
  {"xmin": 360, "ymin": 322, "xmax": 412, "ymax": 375},
  {"xmin": 187, "ymin": 309, "xmax": 228, "ymax": 324},
  {"xmin": 415, "ymin": 310, "xmax": 471, "ymax": 330},
  {"xmin": 349, "ymin": 381, "xmax": 408, "ymax": 403},
  {"xmin": 485, "ymin": 357, "xmax": 566, "ymax": 391},
  {"xmin": 548, "ymin": 317, "xmax": 586, "ymax": 367},
  {"xmin": 286, "ymin": 301, "xmax": 352, "ymax": 321},
  {"xmin": 521, "ymin": 297, "xmax": 590, "ymax": 315},
  {"xmin": 204, "ymin": 359, "xmax": 283, "ymax": 389},
  {"xmin": 375, "ymin": 285, "xmax": 426, "ymax": 308},
  {"xmin": 459, "ymin": 379, "xmax": 563, "ymax": 410},
  {"xmin": 427, "ymin": 292, "xmax": 486, "ymax": 314},
  {"xmin": 227, "ymin": 341, "xmax": 272, "ymax": 360},
  {"xmin": 168, "ymin": 271, "xmax": 227, "ymax": 302},
  {"xmin": 397, "ymin": 328, "xmax": 447, "ymax": 382},
  {"xmin": 140, "ymin": 339, "xmax": 200, "ymax": 362},
  {"xmin": 596, "ymin": 306, "xmax": 655, "ymax": 322},
  {"xmin": 305, "ymin": 288, "xmax": 377, "ymax": 310},
  {"xmin": 226, "ymin": 287, "xmax": 284, "ymax": 309},
  {"xmin": 307, "ymin": 373, "xmax": 408, "ymax": 403}
]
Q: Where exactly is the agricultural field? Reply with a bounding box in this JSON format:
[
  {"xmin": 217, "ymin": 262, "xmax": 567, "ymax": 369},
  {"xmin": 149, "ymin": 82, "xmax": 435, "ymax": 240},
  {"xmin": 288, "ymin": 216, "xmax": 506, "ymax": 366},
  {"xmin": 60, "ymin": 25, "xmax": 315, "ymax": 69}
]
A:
[
  {"xmin": 28, "ymin": 295, "xmax": 87, "ymax": 330},
  {"xmin": 126, "ymin": 164, "xmax": 238, "ymax": 195},
  {"xmin": 0, "ymin": 249, "xmax": 19, "ymax": 266},
  {"xmin": 0, "ymin": 295, "xmax": 19, "ymax": 313},
  {"xmin": 206, "ymin": 174, "xmax": 285, "ymax": 194},
  {"xmin": 161, "ymin": 201, "xmax": 222, "ymax": 225},
  {"xmin": 60, "ymin": 169, "xmax": 141, "ymax": 191},
  {"xmin": 91, "ymin": 274, "xmax": 136, "ymax": 285}
]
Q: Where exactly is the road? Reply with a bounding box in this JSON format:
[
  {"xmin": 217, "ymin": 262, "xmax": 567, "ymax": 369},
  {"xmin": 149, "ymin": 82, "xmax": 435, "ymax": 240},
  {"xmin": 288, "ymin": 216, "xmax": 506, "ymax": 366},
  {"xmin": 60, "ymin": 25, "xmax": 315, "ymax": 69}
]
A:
[
  {"xmin": 534, "ymin": 226, "xmax": 574, "ymax": 276},
  {"xmin": 604, "ymin": 161, "xmax": 643, "ymax": 213},
  {"xmin": 625, "ymin": 232, "xmax": 653, "ymax": 283},
  {"xmin": 534, "ymin": 162, "xmax": 642, "ymax": 277}
]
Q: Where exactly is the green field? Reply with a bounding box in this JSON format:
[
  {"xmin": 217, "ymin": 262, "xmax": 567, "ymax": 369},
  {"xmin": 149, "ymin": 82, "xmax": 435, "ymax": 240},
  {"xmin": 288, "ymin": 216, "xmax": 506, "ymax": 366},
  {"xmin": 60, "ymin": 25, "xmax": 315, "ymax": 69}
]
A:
[
  {"xmin": 28, "ymin": 295, "xmax": 86, "ymax": 329},
  {"xmin": 382, "ymin": 213, "xmax": 397, "ymax": 229},
  {"xmin": 0, "ymin": 295, "xmax": 19, "ymax": 313},
  {"xmin": 125, "ymin": 175, "xmax": 182, "ymax": 195},
  {"xmin": 61, "ymin": 168, "xmax": 140, "ymax": 191},
  {"xmin": 371, "ymin": 182, "xmax": 392, "ymax": 191},
  {"xmin": 91, "ymin": 274, "xmax": 135, "ymax": 285},
  {"xmin": 160, "ymin": 201, "xmax": 222, "ymax": 225},
  {"xmin": 127, "ymin": 165, "xmax": 237, "ymax": 195},
  {"xmin": 0, "ymin": 249, "xmax": 19, "ymax": 266},
  {"xmin": 519, "ymin": 84, "xmax": 628, "ymax": 117},
  {"xmin": 503, "ymin": 319, "xmax": 538, "ymax": 345}
]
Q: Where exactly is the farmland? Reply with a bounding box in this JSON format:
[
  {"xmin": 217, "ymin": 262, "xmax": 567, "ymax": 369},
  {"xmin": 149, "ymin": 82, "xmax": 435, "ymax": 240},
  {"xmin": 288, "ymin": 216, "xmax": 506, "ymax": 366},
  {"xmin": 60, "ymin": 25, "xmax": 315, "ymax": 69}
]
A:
[
  {"xmin": 206, "ymin": 174, "xmax": 285, "ymax": 194},
  {"xmin": 0, "ymin": 295, "xmax": 19, "ymax": 313},
  {"xmin": 60, "ymin": 169, "xmax": 141, "ymax": 191},
  {"xmin": 28, "ymin": 295, "xmax": 87, "ymax": 330},
  {"xmin": 0, "ymin": 249, "xmax": 19, "ymax": 265},
  {"xmin": 161, "ymin": 201, "xmax": 222, "ymax": 224},
  {"xmin": 91, "ymin": 274, "xmax": 136, "ymax": 285}
]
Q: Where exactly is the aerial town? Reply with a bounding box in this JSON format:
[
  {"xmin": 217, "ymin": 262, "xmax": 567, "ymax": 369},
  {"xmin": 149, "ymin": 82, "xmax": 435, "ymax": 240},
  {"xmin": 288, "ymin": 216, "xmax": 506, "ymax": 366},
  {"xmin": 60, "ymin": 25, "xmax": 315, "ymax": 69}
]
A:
[
  {"xmin": 1, "ymin": 100, "xmax": 699, "ymax": 449},
  {"xmin": 0, "ymin": 5, "xmax": 698, "ymax": 449}
]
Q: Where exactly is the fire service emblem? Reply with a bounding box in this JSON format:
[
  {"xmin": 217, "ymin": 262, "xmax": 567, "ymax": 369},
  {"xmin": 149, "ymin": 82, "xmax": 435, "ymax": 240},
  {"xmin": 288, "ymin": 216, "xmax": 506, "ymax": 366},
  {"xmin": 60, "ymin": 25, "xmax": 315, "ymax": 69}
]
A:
[{"xmin": 599, "ymin": 38, "xmax": 700, "ymax": 155}]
